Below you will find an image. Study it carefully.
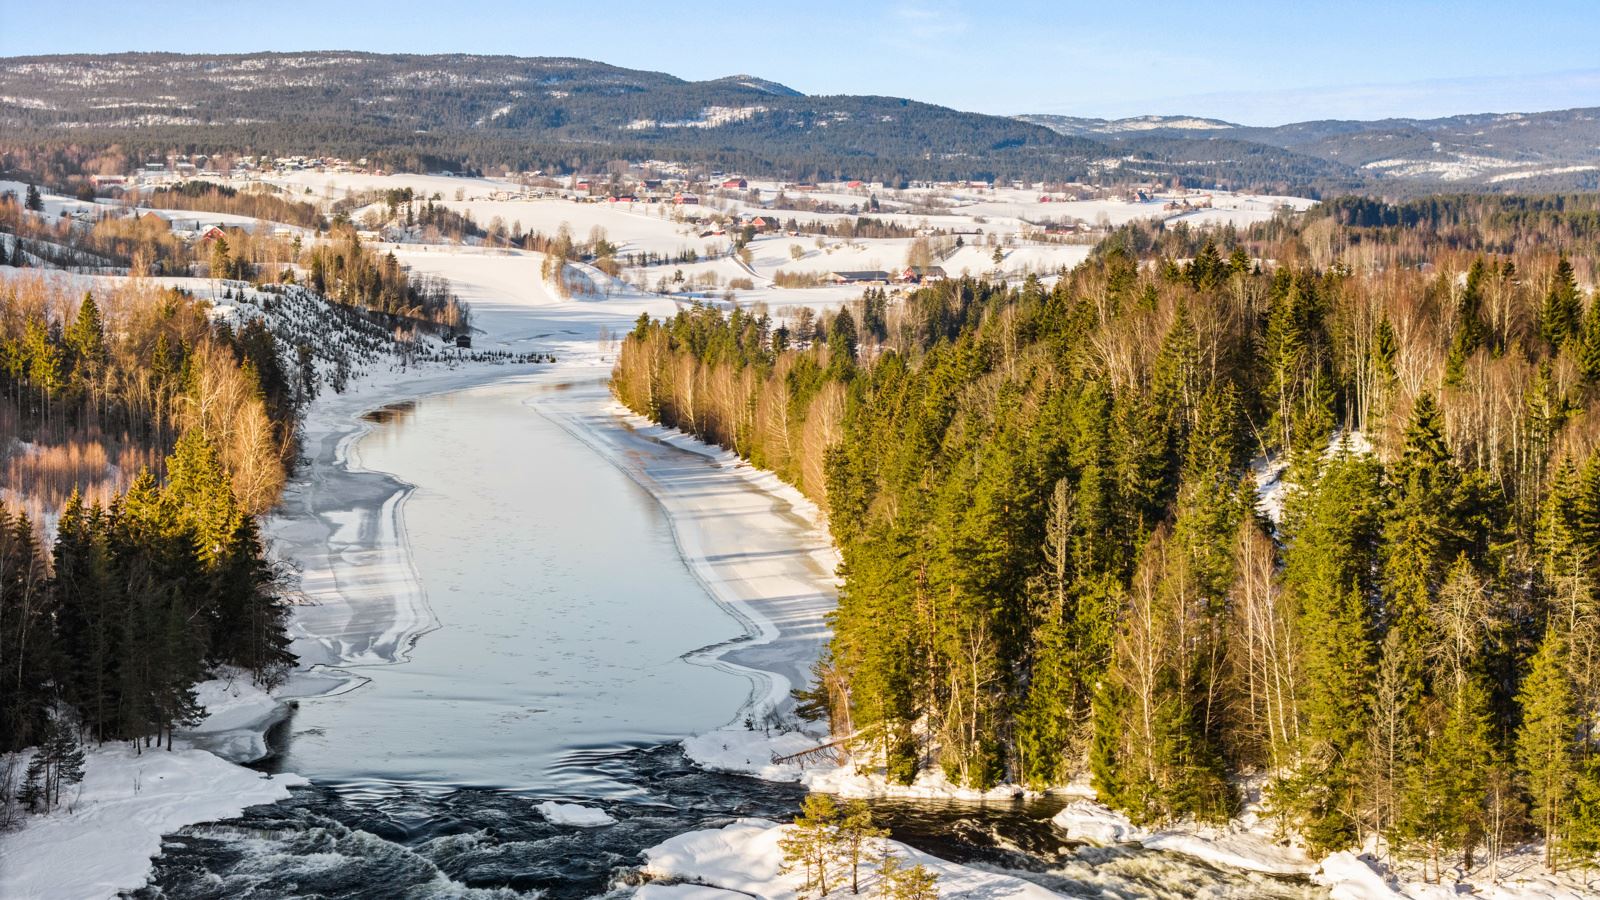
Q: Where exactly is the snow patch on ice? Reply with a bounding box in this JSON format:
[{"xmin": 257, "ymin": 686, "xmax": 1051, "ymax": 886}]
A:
[{"xmin": 535, "ymin": 800, "xmax": 615, "ymax": 827}]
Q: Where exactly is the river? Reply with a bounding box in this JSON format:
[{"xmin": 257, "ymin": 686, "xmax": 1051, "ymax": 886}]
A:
[{"xmin": 129, "ymin": 370, "xmax": 1324, "ymax": 899}]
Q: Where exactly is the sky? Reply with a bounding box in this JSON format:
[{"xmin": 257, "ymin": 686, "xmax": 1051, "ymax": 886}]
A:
[{"xmin": 3, "ymin": 0, "xmax": 1598, "ymax": 125}]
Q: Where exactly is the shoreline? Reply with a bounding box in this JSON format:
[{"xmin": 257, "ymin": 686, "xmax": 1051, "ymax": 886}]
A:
[
  {"xmin": 528, "ymin": 375, "xmax": 838, "ymax": 726},
  {"xmin": 269, "ymin": 363, "xmax": 531, "ymax": 679}
]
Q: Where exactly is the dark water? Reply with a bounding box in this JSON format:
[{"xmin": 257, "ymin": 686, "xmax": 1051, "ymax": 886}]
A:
[
  {"xmin": 130, "ymin": 743, "xmax": 1321, "ymax": 900},
  {"xmin": 130, "ymin": 745, "xmax": 801, "ymax": 900}
]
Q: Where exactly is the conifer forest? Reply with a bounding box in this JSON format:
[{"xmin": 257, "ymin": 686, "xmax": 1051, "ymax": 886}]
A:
[
  {"xmin": 0, "ymin": 278, "xmax": 300, "ymax": 759},
  {"xmin": 615, "ymin": 195, "xmax": 1600, "ymax": 872}
]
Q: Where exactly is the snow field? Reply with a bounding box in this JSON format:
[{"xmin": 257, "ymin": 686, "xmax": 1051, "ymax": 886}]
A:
[
  {"xmin": 641, "ymin": 818, "xmax": 1060, "ymax": 899},
  {"xmin": 0, "ymin": 743, "xmax": 307, "ymax": 900}
]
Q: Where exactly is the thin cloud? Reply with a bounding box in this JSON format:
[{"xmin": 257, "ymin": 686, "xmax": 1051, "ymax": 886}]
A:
[{"xmin": 888, "ymin": 1, "xmax": 968, "ymax": 44}]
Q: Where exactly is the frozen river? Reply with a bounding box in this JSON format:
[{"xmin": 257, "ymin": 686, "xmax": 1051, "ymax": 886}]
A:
[{"xmin": 267, "ymin": 374, "xmax": 751, "ymax": 794}]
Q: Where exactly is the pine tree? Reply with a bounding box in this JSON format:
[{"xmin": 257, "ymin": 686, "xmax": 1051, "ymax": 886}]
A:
[
  {"xmin": 24, "ymin": 183, "xmax": 43, "ymax": 212},
  {"xmin": 876, "ymin": 854, "xmax": 938, "ymax": 900},
  {"xmin": 781, "ymin": 793, "xmax": 841, "ymax": 895},
  {"xmin": 837, "ymin": 800, "xmax": 887, "ymax": 894}
]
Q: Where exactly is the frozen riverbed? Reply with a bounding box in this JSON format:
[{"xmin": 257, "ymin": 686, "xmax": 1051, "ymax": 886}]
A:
[{"xmin": 264, "ymin": 373, "xmax": 766, "ymax": 794}]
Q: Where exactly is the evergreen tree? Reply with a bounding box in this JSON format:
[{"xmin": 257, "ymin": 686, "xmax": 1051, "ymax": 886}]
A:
[
  {"xmin": 837, "ymin": 800, "xmax": 887, "ymax": 894},
  {"xmin": 0, "ymin": 508, "xmax": 55, "ymax": 750},
  {"xmin": 211, "ymin": 515, "xmax": 295, "ymax": 681},
  {"xmin": 1578, "ymin": 295, "xmax": 1600, "ymax": 385},
  {"xmin": 780, "ymin": 792, "xmax": 840, "ymax": 896},
  {"xmin": 1518, "ymin": 628, "xmax": 1579, "ymax": 869},
  {"xmin": 1276, "ymin": 451, "xmax": 1383, "ymax": 851},
  {"xmin": 1541, "ymin": 256, "xmax": 1582, "ymax": 352},
  {"xmin": 20, "ymin": 717, "xmax": 86, "ymax": 810},
  {"xmin": 52, "ymin": 493, "xmax": 121, "ymax": 740},
  {"xmin": 163, "ymin": 427, "xmax": 239, "ymax": 566}
]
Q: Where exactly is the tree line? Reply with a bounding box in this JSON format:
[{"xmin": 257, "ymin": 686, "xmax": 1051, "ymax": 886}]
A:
[
  {"xmin": 1, "ymin": 427, "xmax": 294, "ymax": 756},
  {"xmin": 304, "ymin": 227, "xmax": 469, "ymax": 329},
  {"xmin": 136, "ymin": 181, "xmax": 323, "ymax": 229},
  {"xmin": 614, "ymin": 199, "xmax": 1600, "ymax": 878},
  {"xmin": 1, "ymin": 275, "xmax": 301, "ymax": 818}
]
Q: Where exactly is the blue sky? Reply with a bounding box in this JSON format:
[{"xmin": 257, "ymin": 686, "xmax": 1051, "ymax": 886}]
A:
[{"xmin": 3, "ymin": 0, "xmax": 1597, "ymax": 125}]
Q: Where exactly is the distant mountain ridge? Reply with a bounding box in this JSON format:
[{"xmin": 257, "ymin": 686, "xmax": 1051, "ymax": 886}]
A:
[
  {"xmin": 1019, "ymin": 114, "xmax": 1242, "ymax": 136},
  {"xmin": 1021, "ymin": 108, "xmax": 1600, "ymax": 189},
  {"xmin": 1, "ymin": 52, "xmax": 1596, "ymax": 192}
]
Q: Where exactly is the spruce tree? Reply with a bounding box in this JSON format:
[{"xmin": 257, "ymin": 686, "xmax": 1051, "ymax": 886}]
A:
[
  {"xmin": 1579, "ymin": 296, "xmax": 1600, "ymax": 385},
  {"xmin": 0, "ymin": 508, "xmax": 56, "ymax": 751},
  {"xmin": 163, "ymin": 427, "xmax": 239, "ymax": 567},
  {"xmin": 1517, "ymin": 628, "xmax": 1579, "ymax": 869},
  {"xmin": 52, "ymin": 493, "xmax": 120, "ymax": 740},
  {"xmin": 1277, "ymin": 451, "xmax": 1382, "ymax": 851},
  {"xmin": 1542, "ymin": 256, "xmax": 1582, "ymax": 351}
]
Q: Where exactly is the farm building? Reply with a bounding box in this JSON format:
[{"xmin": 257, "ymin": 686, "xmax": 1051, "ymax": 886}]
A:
[
  {"xmin": 898, "ymin": 266, "xmax": 947, "ymax": 284},
  {"xmin": 828, "ymin": 270, "xmax": 890, "ymax": 285}
]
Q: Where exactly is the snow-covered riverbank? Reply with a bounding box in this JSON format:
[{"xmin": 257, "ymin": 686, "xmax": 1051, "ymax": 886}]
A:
[
  {"xmin": 0, "ymin": 739, "xmax": 306, "ymax": 899},
  {"xmin": 535, "ymin": 390, "xmax": 839, "ymax": 724},
  {"xmin": 641, "ymin": 818, "xmax": 1059, "ymax": 899}
]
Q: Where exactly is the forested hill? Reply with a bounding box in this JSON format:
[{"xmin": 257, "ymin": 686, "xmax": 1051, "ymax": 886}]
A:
[
  {"xmin": 7, "ymin": 53, "xmax": 1597, "ymax": 192},
  {"xmin": 0, "ymin": 52, "xmax": 1355, "ymax": 191},
  {"xmin": 614, "ymin": 195, "xmax": 1600, "ymax": 871},
  {"xmin": 1023, "ymin": 107, "xmax": 1600, "ymax": 192}
]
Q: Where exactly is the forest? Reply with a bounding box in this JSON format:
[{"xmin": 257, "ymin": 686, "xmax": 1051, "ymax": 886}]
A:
[
  {"xmin": 613, "ymin": 195, "xmax": 1600, "ymax": 876},
  {"xmin": 0, "ymin": 275, "xmax": 301, "ymax": 803},
  {"xmin": 136, "ymin": 181, "xmax": 323, "ymax": 229}
]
